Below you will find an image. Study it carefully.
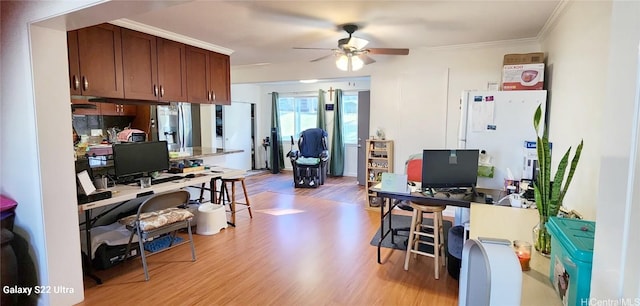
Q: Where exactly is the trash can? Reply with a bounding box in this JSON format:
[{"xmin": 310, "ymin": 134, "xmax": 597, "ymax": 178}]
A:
[
  {"xmin": 547, "ymin": 217, "xmax": 595, "ymax": 306},
  {"xmin": 447, "ymin": 225, "xmax": 465, "ymax": 280},
  {"xmin": 196, "ymin": 203, "xmax": 227, "ymax": 235}
]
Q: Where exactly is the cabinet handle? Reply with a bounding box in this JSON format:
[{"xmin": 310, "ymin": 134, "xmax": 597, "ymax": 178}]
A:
[
  {"xmin": 208, "ymin": 91, "xmax": 212, "ymax": 101},
  {"xmin": 73, "ymin": 75, "xmax": 80, "ymax": 90},
  {"xmin": 154, "ymin": 85, "xmax": 158, "ymax": 97},
  {"xmin": 160, "ymin": 86, "xmax": 165, "ymax": 97},
  {"xmin": 212, "ymin": 90, "xmax": 216, "ymax": 102},
  {"xmin": 82, "ymin": 76, "xmax": 88, "ymax": 91}
]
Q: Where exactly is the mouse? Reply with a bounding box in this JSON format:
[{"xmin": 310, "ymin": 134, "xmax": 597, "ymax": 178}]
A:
[{"xmin": 185, "ymin": 173, "xmax": 195, "ymax": 178}]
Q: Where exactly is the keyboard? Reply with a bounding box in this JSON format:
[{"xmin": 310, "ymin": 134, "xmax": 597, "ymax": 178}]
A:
[{"xmin": 136, "ymin": 175, "xmax": 183, "ymax": 186}]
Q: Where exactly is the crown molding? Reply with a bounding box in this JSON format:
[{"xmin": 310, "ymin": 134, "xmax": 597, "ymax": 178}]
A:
[
  {"xmin": 421, "ymin": 37, "xmax": 540, "ymax": 52},
  {"xmin": 110, "ymin": 18, "xmax": 234, "ymax": 55},
  {"xmin": 537, "ymin": 0, "xmax": 571, "ymax": 40}
]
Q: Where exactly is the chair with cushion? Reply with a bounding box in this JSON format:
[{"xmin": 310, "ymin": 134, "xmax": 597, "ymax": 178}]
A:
[{"xmin": 120, "ymin": 190, "xmax": 196, "ymax": 281}]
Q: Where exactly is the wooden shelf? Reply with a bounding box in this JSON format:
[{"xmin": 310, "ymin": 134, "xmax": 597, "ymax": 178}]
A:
[{"xmin": 365, "ymin": 139, "xmax": 393, "ymax": 210}]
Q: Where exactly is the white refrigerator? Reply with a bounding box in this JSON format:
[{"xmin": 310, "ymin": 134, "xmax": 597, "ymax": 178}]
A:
[{"xmin": 458, "ymin": 90, "xmax": 547, "ymax": 190}]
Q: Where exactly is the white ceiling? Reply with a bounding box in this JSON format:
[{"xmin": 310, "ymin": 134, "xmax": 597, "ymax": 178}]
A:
[{"xmin": 125, "ymin": 0, "xmax": 561, "ymax": 69}]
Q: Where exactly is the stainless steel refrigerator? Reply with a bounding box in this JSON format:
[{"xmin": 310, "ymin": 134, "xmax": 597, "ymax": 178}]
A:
[{"xmin": 153, "ymin": 102, "xmax": 201, "ymax": 150}]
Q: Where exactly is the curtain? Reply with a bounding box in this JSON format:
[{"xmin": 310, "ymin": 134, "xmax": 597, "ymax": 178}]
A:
[
  {"xmin": 271, "ymin": 92, "xmax": 285, "ymax": 170},
  {"xmin": 330, "ymin": 89, "xmax": 344, "ymax": 176},
  {"xmin": 317, "ymin": 89, "xmax": 326, "ymax": 130}
]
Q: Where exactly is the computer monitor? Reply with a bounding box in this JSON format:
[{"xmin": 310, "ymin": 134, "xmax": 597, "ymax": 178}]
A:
[
  {"xmin": 421, "ymin": 149, "xmax": 480, "ymax": 191},
  {"xmin": 112, "ymin": 141, "xmax": 170, "ymax": 181}
]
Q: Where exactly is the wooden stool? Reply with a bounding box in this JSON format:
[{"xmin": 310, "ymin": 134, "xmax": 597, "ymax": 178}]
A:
[
  {"xmin": 218, "ymin": 176, "xmax": 253, "ymax": 226},
  {"xmin": 404, "ymin": 203, "xmax": 446, "ymax": 279}
]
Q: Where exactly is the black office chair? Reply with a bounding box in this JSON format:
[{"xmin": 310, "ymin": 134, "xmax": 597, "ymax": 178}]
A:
[{"xmin": 120, "ymin": 190, "xmax": 196, "ymax": 281}]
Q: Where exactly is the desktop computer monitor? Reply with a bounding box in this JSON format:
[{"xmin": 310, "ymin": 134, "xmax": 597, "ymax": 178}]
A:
[
  {"xmin": 112, "ymin": 141, "xmax": 170, "ymax": 181},
  {"xmin": 421, "ymin": 149, "xmax": 480, "ymax": 191}
]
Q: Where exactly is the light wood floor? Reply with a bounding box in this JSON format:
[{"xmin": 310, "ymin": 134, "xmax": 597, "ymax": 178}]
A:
[{"xmin": 78, "ymin": 171, "xmax": 459, "ymax": 305}]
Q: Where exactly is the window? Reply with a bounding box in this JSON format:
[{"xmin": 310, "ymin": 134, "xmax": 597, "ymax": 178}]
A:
[
  {"xmin": 277, "ymin": 92, "xmax": 359, "ymax": 144},
  {"xmin": 342, "ymin": 93, "xmax": 358, "ymax": 144},
  {"xmin": 277, "ymin": 96, "xmax": 318, "ymax": 139}
]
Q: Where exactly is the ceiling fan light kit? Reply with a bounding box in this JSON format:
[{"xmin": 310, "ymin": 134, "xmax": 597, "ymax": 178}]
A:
[{"xmin": 294, "ymin": 24, "xmax": 409, "ymax": 72}]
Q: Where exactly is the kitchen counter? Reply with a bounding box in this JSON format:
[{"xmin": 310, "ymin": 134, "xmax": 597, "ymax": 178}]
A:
[{"xmin": 169, "ymin": 147, "xmax": 243, "ymax": 160}]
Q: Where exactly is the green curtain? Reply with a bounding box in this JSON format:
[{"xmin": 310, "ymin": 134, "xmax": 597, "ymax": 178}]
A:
[
  {"xmin": 317, "ymin": 89, "xmax": 326, "ymax": 130},
  {"xmin": 330, "ymin": 89, "xmax": 344, "ymax": 176},
  {"xmin": 271, "ymin": 92, "xmax": 285, "ymax": 170}
]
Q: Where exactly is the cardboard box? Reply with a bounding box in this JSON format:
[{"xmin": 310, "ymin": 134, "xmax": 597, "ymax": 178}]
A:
[
  {"xmin": 503, "ymin": 52, "xmax": 545, "ymax": 65},
  {"xmin": 502, "ymin": 63, "xmax": 545, "ymax": 90}
]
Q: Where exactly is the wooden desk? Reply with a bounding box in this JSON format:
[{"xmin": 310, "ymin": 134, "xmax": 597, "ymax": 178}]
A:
[{"xmin": 469, "ymin": 203, "xmax": 561, "ymax": 306}]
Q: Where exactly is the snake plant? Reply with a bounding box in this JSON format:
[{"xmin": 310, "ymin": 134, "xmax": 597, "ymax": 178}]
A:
[{"xmin": 532, "ymin": 105, "xmax": 583, "ymax": 254}]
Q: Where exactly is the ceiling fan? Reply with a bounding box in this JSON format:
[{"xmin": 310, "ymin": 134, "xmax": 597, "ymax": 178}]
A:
[{"xmin": 294, "ymin": 24, "xmax": 410, "ymax": 71}]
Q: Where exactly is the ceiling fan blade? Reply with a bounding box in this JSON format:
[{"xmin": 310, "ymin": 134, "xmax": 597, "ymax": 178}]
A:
[
  {"xmin": 310, "ymin": 54, "xmax": 336, "ymax": 62},
  {"xmin": 346, "ymin": 36, "xmax": 369, "ymax": 49},
  {"xmin": 359, "ymin": 54, "xmax": 376, "ymax": 65},
  {"xmin": 293, "ymin": 47, "xmax": 335, "ymax": 51},
  {"xmin": 367, "ymin": 48, "xmax": 410, "ymax": 55}
]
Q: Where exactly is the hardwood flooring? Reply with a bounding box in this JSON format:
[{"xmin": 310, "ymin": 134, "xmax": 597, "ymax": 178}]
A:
[{"xmin": 79, "ymin": 171, "xmax": 459, "ymax": 305}]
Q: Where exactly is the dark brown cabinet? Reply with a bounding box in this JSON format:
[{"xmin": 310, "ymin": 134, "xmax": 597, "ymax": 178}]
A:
[
  {"xmin": 68, "ymin": 24, "xmax": 124, "ymax": 98},
  {"xmin": 121, "ymin": 29, "xmax": 158, "ymax": 101},
  {"xmin": 157, "ymin": 38, "xmax": 188, "ymax": 102},
  {"xmin": 186, "ymin": 46, "xmax": 231, "ymax": 105},
  {"xmin": 209, "ymin": 52, "xmax": 231, "ymax": 105},
  {"xmin": 100, "ymin": 103, "xmax": 137, "ymax": 116},
  {"xmin": 70, "ymin": 99, "xmax": 100, "ymax": 116}
]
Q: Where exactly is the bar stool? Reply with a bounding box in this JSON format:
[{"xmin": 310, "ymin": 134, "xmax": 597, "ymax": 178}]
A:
[
  {"xmin": 404, "ymin": 203, "xmax": 446, "ymax": 279},
  {"xmin": 218, "ymin": 176, "xmax": 253, "ymax": 226}
]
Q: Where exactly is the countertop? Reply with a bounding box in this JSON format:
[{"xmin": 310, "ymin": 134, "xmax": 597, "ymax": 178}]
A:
[
  {"xmin": 469, "ymin": 203, "xmax": 562, "ymax": 306},
  {"xmin": 169, "ymin": 147, "xmax": 243, "ymax": 160}
]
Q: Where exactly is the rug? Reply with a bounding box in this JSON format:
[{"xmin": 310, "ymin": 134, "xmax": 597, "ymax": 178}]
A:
[
  {"xmin": 370, "ymin": 214, "xmax": 453, "ymax": 254},
  {"xmin": 144, "ymin": 235, "xmax": 184, "ymax": 253}
]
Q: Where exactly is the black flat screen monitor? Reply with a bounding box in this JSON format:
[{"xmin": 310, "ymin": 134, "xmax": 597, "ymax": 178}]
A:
[
  {"xmin": 421, "ymin": 149, "xmax": 479, "ymax": 190},
  {"xmin": 112, "ymin": 141, "xmax": 170, "ymax": 180}
]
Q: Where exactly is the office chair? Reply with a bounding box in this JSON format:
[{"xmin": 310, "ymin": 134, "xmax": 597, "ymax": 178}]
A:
[{"xmin": 120, "ymin": 190, "xmax": 196, "ymax": 281}]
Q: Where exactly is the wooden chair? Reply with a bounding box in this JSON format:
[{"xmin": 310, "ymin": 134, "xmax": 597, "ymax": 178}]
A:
[
  {"xmin": 404, "ymin": 203, "xmax": 446, "ymax": 279},
  {"xmin": 121, "ymin": 190, "xmax": 196, "ymax": 281},
  {"xmin": 218, "ymin": 176, "xmax": 253, "ymax": 226}
]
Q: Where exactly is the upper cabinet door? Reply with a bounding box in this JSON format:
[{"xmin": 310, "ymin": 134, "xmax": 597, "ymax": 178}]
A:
[
  {"xmin": 67, "ymin": 31, "xmax": 82, "ymax": 95},
  {"xmin": 186, "ymin": 46, "xmax": 211, "ymax": 104},
  {"xmin": 157, "ymin": 38, "xmax": 187, "ymax": 102},
  {"xmin": 75, "ymin": 24, "xmax": 124, "ymax": 98},
  {"xmin": 121, "ymin": 28, "xmax": 158, "ymax": 101},
  {"xmin": 209, "ymin": 52, "xmax": 231, "ymax": 105}
]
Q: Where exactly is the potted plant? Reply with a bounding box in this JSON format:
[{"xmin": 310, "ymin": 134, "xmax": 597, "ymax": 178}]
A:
[{"xmin": 532, "ymin": 105, "xmax": 583, "ymax": 255}]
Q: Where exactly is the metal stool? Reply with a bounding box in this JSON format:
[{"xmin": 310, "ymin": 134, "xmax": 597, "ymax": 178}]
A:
[
  {"xmin": 404, "ymin": 203, "xmax": 446, "ymax": 279},
  {"xmin": 218, "ymin": 176, "xmax": 253, "ymax": 226}
]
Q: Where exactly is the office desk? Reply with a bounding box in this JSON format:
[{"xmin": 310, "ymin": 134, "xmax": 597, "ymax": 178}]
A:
[
  {"xmin": 469, "ymin": 204, "xmax": 561, "ymax": 306},
  {"xmin": 78, "ymin": 166, "xmax": 245, "ymax": 283},
  {"xmin": 372, "ymin": 188, "xmax": 491, "ymax": 264}
]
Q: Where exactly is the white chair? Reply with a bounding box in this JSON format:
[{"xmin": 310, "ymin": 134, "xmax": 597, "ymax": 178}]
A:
[{"xmin": 121, "ymin": 190, "xmax": 196, "ymax": 281}]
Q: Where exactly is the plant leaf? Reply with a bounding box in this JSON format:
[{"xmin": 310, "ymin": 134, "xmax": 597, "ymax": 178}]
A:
[
  {"xmin": 533, "ymin": 105, "xmax": 542, "ymax": 134},
  {"xmin": 558, "ymin": 139, "xmax": 584, "ymax": 205},
  {"xmin": 550, "ymin": 148, "xmax": 570, "ymax": 216}
]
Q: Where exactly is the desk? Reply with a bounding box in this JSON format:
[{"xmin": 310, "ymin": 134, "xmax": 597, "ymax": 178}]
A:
[
  {"xmin": 469, "ymin": 204, "xmax": 561, "ymax": 306},
  {"xmin": 78, "ymin": 166, "xmax": 245, "ymax": 283},
  {"xmin": 372, "ymin": 187, "xmax": 491, "ymax": 264}
]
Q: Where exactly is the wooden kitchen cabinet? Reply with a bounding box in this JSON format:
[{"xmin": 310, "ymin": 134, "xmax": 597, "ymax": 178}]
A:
[
  {"xmin": 100, "ymin": 103, "xmax": 137, "ymax": 116},
  {"xmin": 157, "ymin": 38, "xmax": 188, "ymax": 102},
  {"xmin": 186, "ymin": 46, "xmax": 211, "ymax": 104},
  {"xmin": 68, "ymin": 24, "xmax": 124, "ymax": 98},
  {"xmin": 121, "ymin": 29, "xmax": 188, "ymax": 102},
  {"xmin": 121, "ymin": 28, "xmax": 158, "ymax": 101},
  {"xmin": 209, "ymin": 52, "xmax": 231, "ymax": 105},
  {"xmin": 186, "ymin": 46, "xmax": 231, "ymax": 104}
]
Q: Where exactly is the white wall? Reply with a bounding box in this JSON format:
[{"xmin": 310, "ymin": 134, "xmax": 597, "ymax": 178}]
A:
[{"xmin": 1, "ymin": 1, "xmax": 181, "ymax": 304}]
